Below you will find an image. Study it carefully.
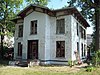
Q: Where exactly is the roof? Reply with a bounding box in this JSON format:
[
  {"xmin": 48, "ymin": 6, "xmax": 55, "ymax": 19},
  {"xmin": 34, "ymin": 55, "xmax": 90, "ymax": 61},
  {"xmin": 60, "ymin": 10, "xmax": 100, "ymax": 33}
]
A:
[
  {"xmin": 17, "ymin": 4, "xmax": 50, "ymax": 15},
  {"xmin": 13, "ymin": 4, "xmax": 90, "ymax": 27}
]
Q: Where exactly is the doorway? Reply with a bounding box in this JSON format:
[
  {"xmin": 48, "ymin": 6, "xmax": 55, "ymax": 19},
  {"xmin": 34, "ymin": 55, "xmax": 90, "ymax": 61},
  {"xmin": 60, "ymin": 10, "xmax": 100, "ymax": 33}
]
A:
[{"xmin": 27, "ymin": 40, "xmax": 38, "ymax": 59}]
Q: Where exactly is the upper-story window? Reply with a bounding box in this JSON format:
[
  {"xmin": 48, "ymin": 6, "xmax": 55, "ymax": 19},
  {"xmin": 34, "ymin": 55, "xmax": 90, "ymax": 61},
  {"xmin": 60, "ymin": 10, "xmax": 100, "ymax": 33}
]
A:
[
  {"xmin": 18, "ymin": 25, "xmax": 23, "ymax": 37},
  {"xmin": 84, "ymin": 30, "xmax": 86, "ymax": 39},
  {"xmin": 80, "ymin": 26, "xmax": 84, "ymax": 38},
  {"xmin": 79, "ymin": 26, "xmax": 86, "ymax": 39},
  {"xmin": 56, "ymin": 19, "xmax": 65, "ymax": 34},
  {"xmin": 77, "ymin": 23, "xmax": 79, "ymax": 36},
  {"xmin": 30, "ymin": 20, "xmax": 37, "ymax": 34}
]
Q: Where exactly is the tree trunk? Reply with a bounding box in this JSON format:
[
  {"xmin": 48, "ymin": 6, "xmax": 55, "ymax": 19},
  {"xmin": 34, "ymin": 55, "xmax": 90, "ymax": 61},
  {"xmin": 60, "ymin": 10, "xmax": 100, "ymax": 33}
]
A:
[
  {"xmin": 1, "ymin": 35, "xmax": 4, "ymax": 59},
  {"xmin": 0, "ymin": 27, "xmax": 4, "ymax": 59},
  {"xmin": 95, "ymin": 1, "xmax": 100, "ymax": 50}
]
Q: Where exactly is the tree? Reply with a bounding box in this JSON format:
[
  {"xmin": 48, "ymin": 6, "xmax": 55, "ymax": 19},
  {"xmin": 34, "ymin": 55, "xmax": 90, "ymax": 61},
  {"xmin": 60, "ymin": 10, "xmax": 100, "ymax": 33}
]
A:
[
  {"xmin": 25, "ymin": 0, "xmax": 49, "ymax": 6},
  {"xmin": 95, "ymin": 0, "xmax": 100, "ymax": 51},
  {"xmin": 0, "ymin": 0, "xmax": 23, "ymax": 59},
  {"xmin": 67, "ymin": 0, "xmax": 100, "ymax": 51}
]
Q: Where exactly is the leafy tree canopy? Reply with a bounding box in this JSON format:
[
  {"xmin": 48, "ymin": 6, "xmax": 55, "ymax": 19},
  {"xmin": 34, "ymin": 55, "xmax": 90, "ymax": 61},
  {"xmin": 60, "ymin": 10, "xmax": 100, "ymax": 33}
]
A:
[
  {"xmin": 0, "ymin": 0, "xmax": 24, "ymax": 37},
  {"xmin": 25, "ymin": 0, "xmax": 49, "ymax": 6},
  {"xmin": 67, "ymin": 0, "xmax": 97, "ymax": 23}
]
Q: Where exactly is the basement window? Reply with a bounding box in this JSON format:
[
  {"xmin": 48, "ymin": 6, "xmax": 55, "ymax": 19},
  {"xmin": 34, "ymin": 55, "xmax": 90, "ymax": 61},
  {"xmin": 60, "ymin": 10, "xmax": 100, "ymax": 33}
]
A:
[
  {"xmin": 56, "ymin": 41, "xmax": 65, "ymax": 57},
  {"xmin": 30, "ymin": 20, "xmax": 37, "ymax": 34},
  {"xmin": 56, "ymin": 19, "xmax": 65, "ymax": 34}
]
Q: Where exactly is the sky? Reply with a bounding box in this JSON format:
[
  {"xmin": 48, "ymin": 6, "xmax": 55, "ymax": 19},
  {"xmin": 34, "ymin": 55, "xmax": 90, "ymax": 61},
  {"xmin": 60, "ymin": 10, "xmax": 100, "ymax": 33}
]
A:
[
  {"xmin": 47, "ymin": 0, "xmax": 94, "ymax": 34},
  {"xmin": 47, "ymin": 0, "xmax": 69, "ymax": 9}
]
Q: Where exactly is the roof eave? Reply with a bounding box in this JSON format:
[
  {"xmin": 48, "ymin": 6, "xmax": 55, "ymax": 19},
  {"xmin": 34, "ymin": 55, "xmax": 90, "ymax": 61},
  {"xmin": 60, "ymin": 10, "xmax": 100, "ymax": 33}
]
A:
[{"xmin": 16, "ymin": 5, "xmax": 90, "ymax": 27}]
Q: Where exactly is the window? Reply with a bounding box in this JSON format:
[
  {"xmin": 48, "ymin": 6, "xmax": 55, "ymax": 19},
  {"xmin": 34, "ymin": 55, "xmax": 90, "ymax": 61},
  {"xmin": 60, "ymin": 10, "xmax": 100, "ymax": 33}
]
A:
[
  {"xmin": 77, "ymin": 42, "xmax": 79, "ymax": 52},
  {"xmin": 30, "ymin": 20, "xmax": 37, "ymax": 34},
  {"xmin": 80, "ymin": 26, "xmax": 84, "ymax": 38},
  {"xmin": 84, "ymin": 30, "xmax": 86, "ymax": 39},
  {"xmin": 56, "ymin": 19, "xmax": 65, "ymax": 34},
  {"xmin": 84, "ymin": 45, "xmax": 86, "ymax": 56},
  {"xmin": 18, "ymin": 25, "xmax": 23, "ymax": 37},
  {"xmin": 81, "ymin": 43, "xmax": 83, "ymax": 57},
  {"xmin": 56, "ymin": 41, "xmax": 65, "ymax": 57},
  {"xmin": 18, "ymin": 42, "xmax": 22, "ymax": 56},
  {"xmin": 77, "ymin": 23, "xmax": 79, "ymax": 36}
]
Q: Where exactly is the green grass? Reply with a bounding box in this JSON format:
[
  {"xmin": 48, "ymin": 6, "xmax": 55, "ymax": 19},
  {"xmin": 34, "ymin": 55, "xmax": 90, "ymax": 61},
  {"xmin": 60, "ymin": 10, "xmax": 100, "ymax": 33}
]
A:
[{"xmin": 0, "ymin": 65, "xmax": 100, "ymax": 75}]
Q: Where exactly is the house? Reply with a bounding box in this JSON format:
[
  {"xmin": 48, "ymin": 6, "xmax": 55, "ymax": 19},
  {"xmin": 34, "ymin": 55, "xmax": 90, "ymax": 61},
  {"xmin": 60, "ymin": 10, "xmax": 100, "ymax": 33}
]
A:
[{"xmin": 13, "ymin": 4, "xmax": 89, "ymax": 65}]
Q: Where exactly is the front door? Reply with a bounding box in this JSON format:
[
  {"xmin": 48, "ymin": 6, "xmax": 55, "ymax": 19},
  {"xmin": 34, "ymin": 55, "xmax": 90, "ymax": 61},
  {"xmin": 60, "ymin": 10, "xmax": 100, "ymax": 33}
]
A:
[{"xmin": 27, "ymin": 40, "xmax": 38, "ymax": 59}]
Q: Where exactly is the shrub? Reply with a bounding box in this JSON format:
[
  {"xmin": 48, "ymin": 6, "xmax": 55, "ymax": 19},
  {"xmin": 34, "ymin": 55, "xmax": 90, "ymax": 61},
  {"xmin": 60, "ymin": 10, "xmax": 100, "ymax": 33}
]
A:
[
  {"xmin": 86, "ymin": 66, "xmax": 96, "ymax": 72},
  {"xmin": 68, "ymin": 60, "xmax": 73, "ymax": 67},
  {"xmin": 68, "ymin": 60, "xmax": 76, "ymax": 67},
  {"xmin": 91, "ymin": 50, "xmax": 100, "ymax": 67}
]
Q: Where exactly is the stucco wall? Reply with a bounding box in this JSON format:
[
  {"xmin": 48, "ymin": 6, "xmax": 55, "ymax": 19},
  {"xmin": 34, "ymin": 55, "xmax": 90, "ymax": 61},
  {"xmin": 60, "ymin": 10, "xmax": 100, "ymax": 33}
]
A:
[
  {"xmin": 14, "ymin": 19, "xmax": 23, "ymax": 59},
  {"xmin": 71, "ymin": 16, "xmax": 87, "ymax": 61},
  {"xmin": 48, "ymin": 15, "xmax": 72, "ymax": 64},
  {"xmin": 23, "ymin": 11, "xmax": 47, "ymax": 60}
]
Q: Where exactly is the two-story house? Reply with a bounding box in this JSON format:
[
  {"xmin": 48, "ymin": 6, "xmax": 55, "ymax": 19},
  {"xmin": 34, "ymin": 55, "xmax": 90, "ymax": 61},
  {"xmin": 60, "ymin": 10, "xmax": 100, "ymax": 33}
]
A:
[{"xmin": 13, "ymin": 4, "xmax": 89, "ymax": 65}]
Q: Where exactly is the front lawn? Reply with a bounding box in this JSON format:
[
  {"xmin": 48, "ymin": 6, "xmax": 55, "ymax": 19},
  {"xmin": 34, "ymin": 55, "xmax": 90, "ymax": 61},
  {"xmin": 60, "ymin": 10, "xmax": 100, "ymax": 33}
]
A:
[{"xmin": 0, "ymin": 65, "xmax": 100, "ymax": 75}]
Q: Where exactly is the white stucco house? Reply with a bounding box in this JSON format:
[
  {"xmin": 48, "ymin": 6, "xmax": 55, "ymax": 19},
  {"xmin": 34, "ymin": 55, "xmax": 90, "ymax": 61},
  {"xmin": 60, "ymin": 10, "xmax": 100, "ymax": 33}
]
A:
[{"xmin": 13, "ymin": 4, "xmax": 89, "ymax": 65}]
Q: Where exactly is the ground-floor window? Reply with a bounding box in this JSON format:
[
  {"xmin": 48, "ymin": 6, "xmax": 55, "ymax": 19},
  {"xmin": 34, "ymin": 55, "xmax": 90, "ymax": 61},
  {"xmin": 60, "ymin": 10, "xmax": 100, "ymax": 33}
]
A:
[
  {"xmin": 18, "ymin": 42, "xmax": 22, "ymax": 56},
  {"xmin": 56, "ymin": 41, "xmax": 65, "ymax": 57},
  {"xmin": 81, "ymin": 43, "xmax": 83, "ymax": 57},
  {"xmin": 84, "ymin": 45, "xmax": 86, "ymax": 56},
  {"xmin": 77, "ymin": 42, "xmax": 79, "ymax": 52}
]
